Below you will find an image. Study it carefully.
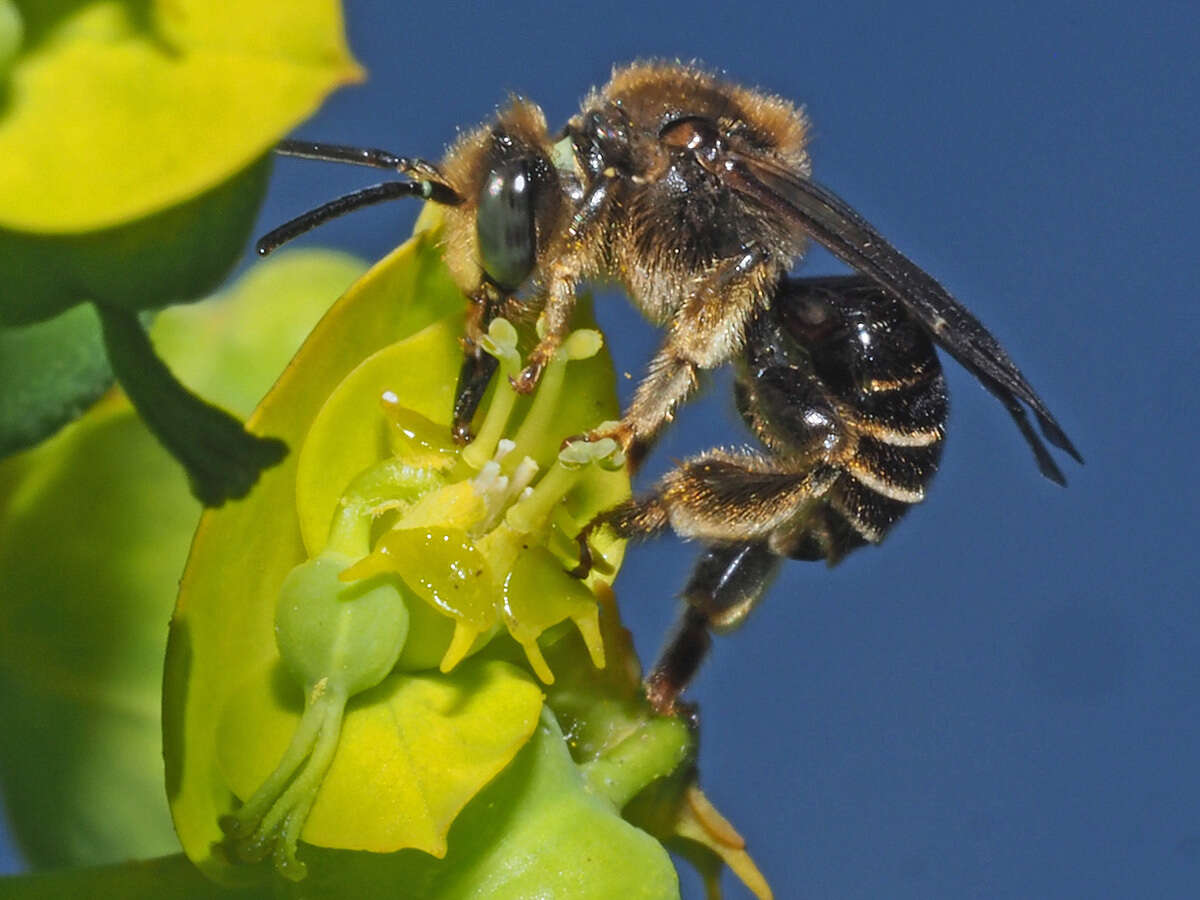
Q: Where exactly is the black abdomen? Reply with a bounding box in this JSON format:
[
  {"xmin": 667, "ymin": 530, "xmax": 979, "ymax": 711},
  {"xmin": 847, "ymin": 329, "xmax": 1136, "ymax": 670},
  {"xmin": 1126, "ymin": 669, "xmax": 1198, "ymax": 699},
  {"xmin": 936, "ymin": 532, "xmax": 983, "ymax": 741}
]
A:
[{"xmin": 737, "ymin": 276, "xmax": 948, "ymax": 563}]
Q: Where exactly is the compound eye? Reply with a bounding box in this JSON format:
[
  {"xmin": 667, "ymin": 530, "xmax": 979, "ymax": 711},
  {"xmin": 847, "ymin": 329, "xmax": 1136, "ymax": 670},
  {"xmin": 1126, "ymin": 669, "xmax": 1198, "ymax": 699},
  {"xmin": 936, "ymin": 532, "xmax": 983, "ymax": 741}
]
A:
[
  {"xmin": 476, "ymin": 158, "xmax": 537, "ymax": 292},
  {"xmin": 659, "ymin": 116, "xmax": 721, "ymax": 154}
]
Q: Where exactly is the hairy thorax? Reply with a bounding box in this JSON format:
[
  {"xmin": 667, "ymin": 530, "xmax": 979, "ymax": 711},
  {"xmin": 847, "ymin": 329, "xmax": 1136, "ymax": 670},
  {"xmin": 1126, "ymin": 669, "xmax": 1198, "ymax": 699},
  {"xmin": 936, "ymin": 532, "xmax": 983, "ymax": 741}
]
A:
[{"xmin": 571, "ymin": 62, "xmax": 813, "ymax": 326}]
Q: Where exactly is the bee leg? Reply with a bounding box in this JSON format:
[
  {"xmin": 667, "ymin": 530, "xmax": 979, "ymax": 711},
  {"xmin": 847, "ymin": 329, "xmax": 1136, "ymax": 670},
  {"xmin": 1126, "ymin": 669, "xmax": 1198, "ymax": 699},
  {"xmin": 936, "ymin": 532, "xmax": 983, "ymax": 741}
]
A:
[
  {"xmin": 566, "ymin": 349, "xmax": 693, "ymax": 473},
  {"xmin": 575, "ymin": 449, "xmax": 833, "ymax": 711},
  {"xmin": 645, "ymin": 606, "xmax": 711, "ymax": 718},
  {"xmin": 451, "ymin": 351, "xmax": 498, "ymax": 444},
  {"xmin": 646, "ymin": 541, "xmax": 781, "ymax": 716},
  {"xmin": 510, "ymin": 260, "xmax": 578, "ymax": 393},
  {"xmin": 608, "ymin": 248, "xmax": 779, "ymax": 459},
  {"xmin": 576, "ymin": 448, "xmax": 833, "ymax": 574},
  {"xmin": 452, "ymin": 290, "xmax": 502, "ymax": 443},
  {"xmin": 513, "ymin": 172, "xmax": 619, "ymax": 394},
  {"xmin": 570, "ymin": 486, "xmax": 671, "ymax": 578},
  {"xmin": 627, "ymin": 353, "xmax": 698, "ymax": 453}
]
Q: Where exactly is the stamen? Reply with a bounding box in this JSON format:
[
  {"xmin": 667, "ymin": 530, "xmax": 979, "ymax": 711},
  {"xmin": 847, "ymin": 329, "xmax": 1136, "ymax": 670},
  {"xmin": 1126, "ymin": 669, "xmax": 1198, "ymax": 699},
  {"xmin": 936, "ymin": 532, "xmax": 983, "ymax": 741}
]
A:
[
  {"xmin": 473, "ymin": 449, "xmax": 539, "ymax": 535},
  {"xmin": 462, "ymin": 319, "xmax": 523, "ymax": 469},
  {"xmin": 337, "ymin": 320, "xmax": 621, "ymax": 689},
  {"xmin": 505, "ymin": 438, "xmax": 622, "ymax": 534},
  {"xmin": 505, "ymin": 328, "xmax": 603, "ymax": 471}
]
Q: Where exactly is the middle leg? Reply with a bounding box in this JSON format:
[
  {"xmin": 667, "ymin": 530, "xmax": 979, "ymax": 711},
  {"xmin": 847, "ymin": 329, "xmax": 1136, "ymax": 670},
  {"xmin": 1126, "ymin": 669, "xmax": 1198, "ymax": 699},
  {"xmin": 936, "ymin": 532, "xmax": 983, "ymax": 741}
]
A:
[{"xmin": 591, "ymin": 247, "xmax": 779, "ymax": 465}]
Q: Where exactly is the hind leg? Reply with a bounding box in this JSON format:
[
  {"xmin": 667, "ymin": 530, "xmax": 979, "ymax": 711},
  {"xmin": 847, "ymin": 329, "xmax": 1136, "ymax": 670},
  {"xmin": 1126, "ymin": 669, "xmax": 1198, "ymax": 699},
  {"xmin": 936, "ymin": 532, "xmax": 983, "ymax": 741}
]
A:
[
  {"xmin": 573, "ymin": 449, "xmax": 834, "ymax": 713},
  {"xmin": 575, "ymin": 449, "xmax": 835, "ymax": 568},
  {"xmin": 645, "ymin": 540, "xmax": 781, "ymax": 715}
]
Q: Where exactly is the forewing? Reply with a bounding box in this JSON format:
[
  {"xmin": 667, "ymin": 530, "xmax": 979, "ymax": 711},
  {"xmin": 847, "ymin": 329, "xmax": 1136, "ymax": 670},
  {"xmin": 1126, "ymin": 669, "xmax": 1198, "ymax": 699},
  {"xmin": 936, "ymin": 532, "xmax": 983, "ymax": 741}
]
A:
[{"xmin": 718, "ymin": 151, "xmax": 1081, "ymax": 482}]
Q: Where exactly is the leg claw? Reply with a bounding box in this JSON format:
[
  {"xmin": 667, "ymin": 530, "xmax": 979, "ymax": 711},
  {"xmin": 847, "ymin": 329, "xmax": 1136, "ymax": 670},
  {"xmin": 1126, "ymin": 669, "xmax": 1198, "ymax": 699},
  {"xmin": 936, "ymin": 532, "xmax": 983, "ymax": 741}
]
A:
[
  {"xmin": 570, "ymin": 518, "xmax": 615, "ymax": 579},
  {"xmin": 509, "ymin": 361, "xmax": 544, "ymax": 395},
  {"xmin": 570, "ymin": 522, "xmax": 597, "ymax": 579},
  {"xmin": 567, "ymin": 422, "xmax": 634, "ymax": 453}
]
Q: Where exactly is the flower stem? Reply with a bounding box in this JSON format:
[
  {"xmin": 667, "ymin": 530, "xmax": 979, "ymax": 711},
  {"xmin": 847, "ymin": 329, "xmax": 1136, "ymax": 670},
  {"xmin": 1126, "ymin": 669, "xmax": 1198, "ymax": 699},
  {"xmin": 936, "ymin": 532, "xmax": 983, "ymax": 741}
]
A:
[{"xmin": 580, "ymin": 716, "xmax": 692, "ymax": 810}]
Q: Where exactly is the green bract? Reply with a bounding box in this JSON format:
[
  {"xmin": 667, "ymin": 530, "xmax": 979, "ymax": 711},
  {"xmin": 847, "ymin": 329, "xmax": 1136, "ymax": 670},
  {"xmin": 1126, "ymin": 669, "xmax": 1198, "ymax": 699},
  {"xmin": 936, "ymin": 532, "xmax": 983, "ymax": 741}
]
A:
[
  {"xmin": 164, "ymin": 214, "xmax": 638, "ymax": 883},
  {"xmin": 212, "ymin": 305, "xmax": 630, "ymax": 874},
  {"xmin": 0, "ymin": 0, "xmax": 362, "ymax": 501},
  {"xmin": 0, "ymin": 250, "xmax": 367, "ymax": 869}
]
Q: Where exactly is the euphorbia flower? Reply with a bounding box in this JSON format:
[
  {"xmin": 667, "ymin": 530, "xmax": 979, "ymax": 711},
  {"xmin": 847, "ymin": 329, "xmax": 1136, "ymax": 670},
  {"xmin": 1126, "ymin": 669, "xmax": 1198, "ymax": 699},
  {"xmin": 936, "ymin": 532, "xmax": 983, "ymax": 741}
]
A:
[{"xmin": 164, "ymin": 211, "xmax": 772, "ymax": 898}]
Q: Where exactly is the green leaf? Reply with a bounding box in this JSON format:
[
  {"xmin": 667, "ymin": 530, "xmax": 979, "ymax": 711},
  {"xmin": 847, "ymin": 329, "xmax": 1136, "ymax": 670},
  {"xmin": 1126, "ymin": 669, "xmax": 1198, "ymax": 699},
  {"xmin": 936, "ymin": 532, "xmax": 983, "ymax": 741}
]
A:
[
  {"xmin": 0, "ymin": 158, "xmax": 274, "ymax": 327},
  {"xmin": 540, "ymin": 592, "xmax": 776, "ymax": 900},
  {"xmin": 96, "ymin": 300, "xmax": 289, "ymax": 507},
  {"xmin": 0, "ymin": 0, "xmax": 361, "ymax": 487},
  {"xmin": 411, "ymin": 712, "xmax": 680, "ymax": 899},
  {"xmin": 265, "ymin": 712, "xmax": 681, "ymax": 899},
  {"xmin": 153, "ymin": 249, "xmax": 369, "ymax": 420},
  {"xmin": 0, "ymin": 716, "xmax": 682, "ymax": 899},
  {"xmin": 0, "ymin": 158, "xmax": 271, "ymax": 458},
  {"xmin": 0, "ymin": 303, "xmax": 112, "ymax": 456},
  {"xmin": 0, "ymin": 396, "xmax": 192, "ymax": 868},
  {"xmin": 0, "ymin": 168, "xmax": 284, "ymax": 495},
  {"xmin": 0, "ymin": 854, "xmax": 264, "ymax": 900},
  {"xmin": 0, "ymin": 1, "xmax": 22, "ymax": 78},
  {"xmin": 0, "ymin": 249, "xmax": 367, "ymax": 869}
]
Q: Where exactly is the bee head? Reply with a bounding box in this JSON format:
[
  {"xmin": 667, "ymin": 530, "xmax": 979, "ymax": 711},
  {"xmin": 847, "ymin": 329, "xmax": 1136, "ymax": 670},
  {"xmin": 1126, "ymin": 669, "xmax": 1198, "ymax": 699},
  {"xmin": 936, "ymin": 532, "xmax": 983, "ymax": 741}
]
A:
[{"xmin": 438, "ymin": 99, "xmax": 567, "ymax": 299}]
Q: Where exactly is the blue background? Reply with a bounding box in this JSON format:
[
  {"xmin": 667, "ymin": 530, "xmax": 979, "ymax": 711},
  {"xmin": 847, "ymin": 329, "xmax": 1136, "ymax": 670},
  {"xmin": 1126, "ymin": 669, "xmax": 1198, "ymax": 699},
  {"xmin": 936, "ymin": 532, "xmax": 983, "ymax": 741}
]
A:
[{"xmin": 4, "ymin": 1, "xmax": 1199, "ymax": 897}]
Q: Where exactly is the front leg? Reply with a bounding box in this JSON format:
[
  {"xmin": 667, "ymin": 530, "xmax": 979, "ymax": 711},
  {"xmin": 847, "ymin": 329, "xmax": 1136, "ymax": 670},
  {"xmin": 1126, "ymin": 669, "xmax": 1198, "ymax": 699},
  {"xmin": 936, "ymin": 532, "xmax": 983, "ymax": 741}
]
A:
[
  {"xmin": 512, "ymin": 170, "xmax": 620, "ymax": 394},
  {"xmin": 618, "ymin": 350, "xmax": 699, "ymax": 467},
  {"xmin": 451, "ymin": 287, "xmax": 508, "ymax": 443},
  {"xmin": 509, "ymin": 258, "xmax": 579, "ymax": 394}
]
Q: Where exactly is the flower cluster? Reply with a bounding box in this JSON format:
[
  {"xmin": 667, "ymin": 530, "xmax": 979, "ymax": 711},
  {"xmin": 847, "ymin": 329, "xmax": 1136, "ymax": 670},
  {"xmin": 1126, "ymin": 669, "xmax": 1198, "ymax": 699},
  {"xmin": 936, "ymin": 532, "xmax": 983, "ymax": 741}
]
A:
[{"xmin": 164, "ymin": 220, "xmax": 771, "ymax": 898}]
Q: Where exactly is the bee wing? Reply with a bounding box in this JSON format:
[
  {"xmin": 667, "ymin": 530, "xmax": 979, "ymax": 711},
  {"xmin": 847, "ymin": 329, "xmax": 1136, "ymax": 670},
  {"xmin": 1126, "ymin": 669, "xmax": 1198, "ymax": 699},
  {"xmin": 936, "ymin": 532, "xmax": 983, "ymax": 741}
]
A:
[{"xmin": 719, "ymin": 151, "xmax": 1082, "ymax": 484}]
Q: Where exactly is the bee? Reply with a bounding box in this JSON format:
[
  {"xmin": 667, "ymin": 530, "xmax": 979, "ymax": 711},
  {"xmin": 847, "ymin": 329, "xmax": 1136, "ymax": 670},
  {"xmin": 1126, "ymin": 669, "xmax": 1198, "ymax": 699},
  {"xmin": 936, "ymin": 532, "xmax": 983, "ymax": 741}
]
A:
[{"xmin": 261, "ymin": 62, "xmax": 1080, "ymax": 712}]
